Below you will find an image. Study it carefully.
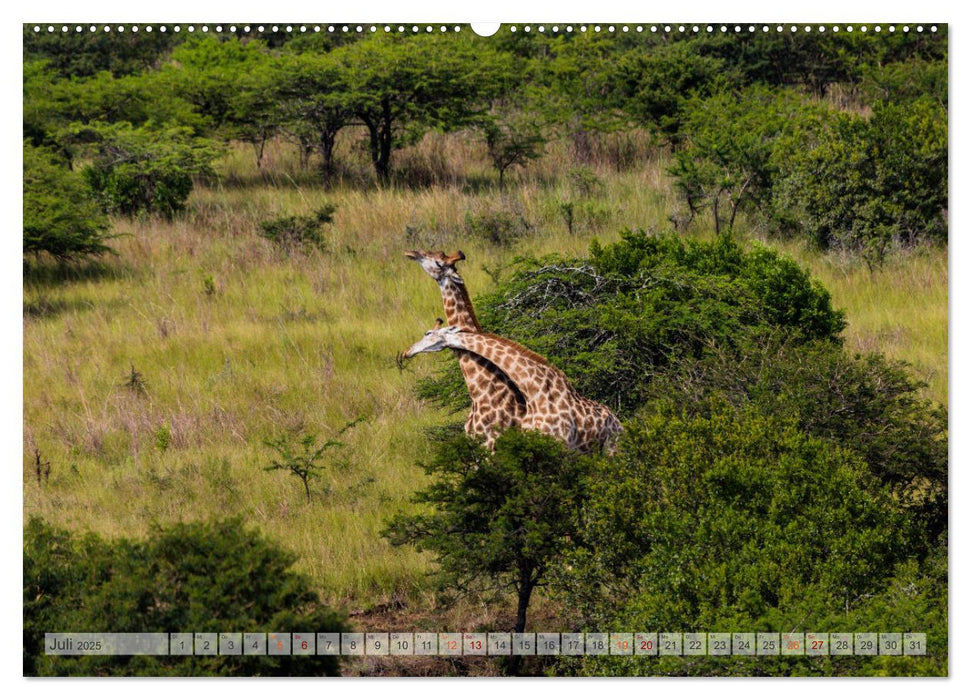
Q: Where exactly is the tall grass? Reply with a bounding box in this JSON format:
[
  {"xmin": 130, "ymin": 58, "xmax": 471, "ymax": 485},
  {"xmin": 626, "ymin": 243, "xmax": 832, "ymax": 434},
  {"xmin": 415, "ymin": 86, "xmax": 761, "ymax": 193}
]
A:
[{"xmin": 23, "ymin": 131, "xmax": 947, "ymax": 606}]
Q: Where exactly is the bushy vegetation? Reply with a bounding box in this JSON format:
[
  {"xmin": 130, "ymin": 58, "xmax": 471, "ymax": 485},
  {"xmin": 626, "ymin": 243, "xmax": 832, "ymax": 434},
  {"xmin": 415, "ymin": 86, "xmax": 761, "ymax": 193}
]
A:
[
  {"xmin": 74, "ymin": 122, "xmax": 221, "ymax": 218},
  {"xmin": 23, "ymin": 142, "xmax": 112, "ymax": 262},
  {"xmin": 257, "ymin": 205, "xmax": 337, "ymax": 250},
  {"xmin": 24, "ymin": 517, "xmax": 348, "ymax": 676},
  {"xmin": 775, "ymin": 98, "xmax": 947, "ymax": 262},
  {"xmin": 385, "ymin": 429, "xmax": 593, "ymax": 636},
  {"xmin": 23, "ymin": 26, "xmax": 947, "ymax": 264},
  {"xmin": 558, "ymin": 401, "xmax": 946, "ymax": 676}
]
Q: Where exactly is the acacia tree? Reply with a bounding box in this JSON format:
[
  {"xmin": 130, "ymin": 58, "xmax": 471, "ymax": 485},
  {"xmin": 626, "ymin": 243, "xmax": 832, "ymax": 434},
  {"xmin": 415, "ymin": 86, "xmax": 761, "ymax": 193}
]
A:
[
  {"xmin": 384, "ymin": 429, "xmax": 593, "ymax": 635},
  {"xmin": 336, "ymin": 35, "xmax": 515, "ymax": 183},
  {"xmin": 269, "ymin": 53, "xmax": 356, "ymax": 175},
  {"xmin": 669, "ymin": 87, "xmax": 814, "ymax": 234},
  {"xmin": 483, "ymin": 104, "xmax": 546, "ymax": 188}
]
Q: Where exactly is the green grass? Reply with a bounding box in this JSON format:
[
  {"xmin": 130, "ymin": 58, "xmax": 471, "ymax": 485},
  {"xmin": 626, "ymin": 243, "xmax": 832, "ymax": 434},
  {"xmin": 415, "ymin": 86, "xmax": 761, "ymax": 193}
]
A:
[{"xmin": 23, "ymin": 133, "xmax": 947, "ymax": 607}]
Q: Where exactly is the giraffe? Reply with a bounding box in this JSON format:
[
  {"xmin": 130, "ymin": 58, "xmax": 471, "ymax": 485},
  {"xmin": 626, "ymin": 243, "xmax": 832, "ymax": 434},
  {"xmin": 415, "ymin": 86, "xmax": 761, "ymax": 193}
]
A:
[
  {"xmin": 403, "ymin": 324, "xmax": 623, "ymax": 454},
  {"xmin": 404, "ymin": 250, "xmax": 526, "ymax": 449}
]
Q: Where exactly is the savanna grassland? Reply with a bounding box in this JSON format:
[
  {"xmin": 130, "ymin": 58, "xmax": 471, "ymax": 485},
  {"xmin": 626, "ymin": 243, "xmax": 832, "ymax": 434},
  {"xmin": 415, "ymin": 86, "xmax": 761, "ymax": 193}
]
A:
[{"xmin": 23, "ymin": 127, "xmax": 947, "ymax": 618}]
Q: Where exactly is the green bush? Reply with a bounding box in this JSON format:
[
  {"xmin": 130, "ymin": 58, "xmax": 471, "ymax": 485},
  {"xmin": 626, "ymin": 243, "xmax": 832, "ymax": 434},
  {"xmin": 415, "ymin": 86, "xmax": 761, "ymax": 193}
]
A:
[
  {"xmin": 860, "ymin": 58, "xmax": 947, "ymax": 108},
  {"xmin": 23, "ymin": 141, "xmax": 112, "ymax": 263},
  {"xmin": 257, "ymin": 205, "xmax": 337, "ymax": 250},
  {"xmin": 612, "ymin": 41, "xmax": 729, "ymax": 142},
  {"xmin": 419, "ymin": 231, "xmax": 844, "ymax": 415},
  {"xmin": 24, "ymin": 517, "xmax": 347, "ymax": 676},
  {"xmin": 75, "ymin": 122, "xmax": 221, "ymax": 218},
  {"xmin": 775, "ymin": 98, "xmax": 947, "ymax": 260},
  {"xmin": 643, "ymin": 340, "xmax": 947, "ymax": 541},
  {"xmin": 558, "ymin": 401, "xmax": 941, "ymax": 676}
]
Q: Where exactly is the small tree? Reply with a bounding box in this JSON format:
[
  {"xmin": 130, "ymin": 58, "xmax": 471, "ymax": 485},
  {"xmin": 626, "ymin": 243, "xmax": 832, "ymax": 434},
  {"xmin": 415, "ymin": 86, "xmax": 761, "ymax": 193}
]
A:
[
  {"xmin": 384, "ymin": 429, "xmax": 593, "ymax": 635},
  {"xmin": 338, "ymin": 35, "xmax": 515, "ymax": 183},
  {"xmin": 483, "ymin": 110, "xmax": 545, "ymax": 188},
  {"xmin": 669, "ymin": 87, "xmax": 814, "ymax": 235},
  {"xmin": 23, "ymin": 141, "xmax": 112, "ymax": 264},
  {"xmin": 263, "ymin": 418, "xmax": 361, "ymax": 502}
]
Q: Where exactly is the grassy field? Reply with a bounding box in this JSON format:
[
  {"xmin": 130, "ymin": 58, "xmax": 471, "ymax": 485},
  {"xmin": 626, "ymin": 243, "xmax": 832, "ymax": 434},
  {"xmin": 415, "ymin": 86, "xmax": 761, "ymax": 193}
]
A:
[{"xmin": 22, "ymin": 133, "xmax": 947, "ymax": 611}]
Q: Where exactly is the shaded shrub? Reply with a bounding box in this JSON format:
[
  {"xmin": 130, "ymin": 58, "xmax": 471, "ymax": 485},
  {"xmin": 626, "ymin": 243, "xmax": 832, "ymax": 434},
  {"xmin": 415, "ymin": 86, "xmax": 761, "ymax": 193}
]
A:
[
  {"xmin": 258, "ymin": 205, "xmax": 336, "ymax": 250},
  {"xmin": 774, "ymin": 98, "xmax": 947, "ymax": 262},
  {"xmin": 860, "ymin": 58, "xmax": 947, "ymax": 108},
  {"xmin": 464, "ymin": 203, "xmax": 531, "ymax": 247},
  {"xmin": 24, "ymin": 517, "xmax": 347, "ymax": 676},
  {"xmin": 642, "ymin": 339, "xmax": 947, "ymax": 542}
]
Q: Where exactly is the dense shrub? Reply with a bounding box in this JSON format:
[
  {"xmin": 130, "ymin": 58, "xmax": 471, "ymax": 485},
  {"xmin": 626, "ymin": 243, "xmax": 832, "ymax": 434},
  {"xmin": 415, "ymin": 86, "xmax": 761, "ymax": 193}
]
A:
[
  {"xmin": 860, "ymin": 58, "xmax": 948, "ymax": 108},
  {"xmin": 643, "ymin": 339, "xmax": 947, "ymax": 541},
  {"xmin": 23, "ymin": 141, "xmax": 112, "ymax": 263},
  {"xmin": 419, "ymin": 231, "xmax": 844, "ymax": 415},
  {"xmin": 24, "ymin": 517, "xmax": 347, "ymax": 676},
  {"xmin": 75, "ymin": 122, "xmax": 221, "ymax": 218},
  {"xmin": 258, "ymin": 205, "xmax": 337, "ymax": 250},
  {"xmin": 774, "ymin": 98, "xmax": 947, "ymax": 261},
  {"xmin": 557, "ymin": 402, "xmax": 942, "ymax": 676},
  {"xmin": 612, "ymin": 41, "xmax": 729, "ymax": 142}
]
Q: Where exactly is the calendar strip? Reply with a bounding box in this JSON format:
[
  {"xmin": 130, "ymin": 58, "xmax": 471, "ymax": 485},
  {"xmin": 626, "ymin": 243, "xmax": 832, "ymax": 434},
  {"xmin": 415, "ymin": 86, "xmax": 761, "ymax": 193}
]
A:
[{"xmin": 45, "ymin": 632, "xmax": 926, "ymax": 657}]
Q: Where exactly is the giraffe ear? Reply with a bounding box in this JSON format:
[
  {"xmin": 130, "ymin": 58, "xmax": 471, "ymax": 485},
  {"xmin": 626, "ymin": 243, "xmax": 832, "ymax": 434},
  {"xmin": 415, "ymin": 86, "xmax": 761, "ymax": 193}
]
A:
[{"xmin": 445, "ymin": 250, "xmax": 465, "ymax": 265}]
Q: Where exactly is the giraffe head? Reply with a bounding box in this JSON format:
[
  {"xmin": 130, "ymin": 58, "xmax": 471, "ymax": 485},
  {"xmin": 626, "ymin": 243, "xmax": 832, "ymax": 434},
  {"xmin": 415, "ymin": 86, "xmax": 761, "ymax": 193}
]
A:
[
  {"xmin": 401, "ymin": 319, "xmax": 466, "ymax": 359},
  {"xmin": 403, "ymin": 249, "xmax": 466, "ymax": 285}
]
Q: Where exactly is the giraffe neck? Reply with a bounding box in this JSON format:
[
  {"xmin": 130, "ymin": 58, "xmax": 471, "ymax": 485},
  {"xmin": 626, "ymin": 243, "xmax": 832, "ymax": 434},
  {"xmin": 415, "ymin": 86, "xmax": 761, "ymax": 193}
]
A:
[
  {"xmin": 452, "ymin": 333, "xmax": 557, "ymax": 399},
  {"xmin": 439, "ymin": 276, "xmax": 480, "ymax": 331}
]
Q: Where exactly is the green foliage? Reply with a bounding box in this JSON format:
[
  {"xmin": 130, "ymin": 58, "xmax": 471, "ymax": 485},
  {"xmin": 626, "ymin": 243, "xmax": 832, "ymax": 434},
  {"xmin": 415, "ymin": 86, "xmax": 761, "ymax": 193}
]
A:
[
  {"xmin": 23, "ymin": 141, "xmax": 112, "ymax": 262},
  {"xmin": 645, "ymin": 339, "xmax": 947, "ymax": 543},
  {"xmin": 263, "ymin": 418, "xmax": 361, "ymax": 501},
  {"xmin": 266, "ymin": 53, "xmax": 353, "ymax": 173},
  {"xmin": 335, "ymin": 34, "xmax": 516, "ymax": 181},
  {"xmin": 775, "ymin": 99, "xmax": 947, "ymax": 261},
  {"xmin": 421, "ymin": 231, "xmax": 844, "ymax": 415},
  {"xmin": 75, "ymin": 122, "xmax": 221, "ymax": 217},
  {"xmin": 613, "ymin": 41, "xmax": 729, "ymax": 142},
  {"xmin": 23, "ymin": 25, "xmax": 183, "ymax": 78},
  {"xmin": 860, "ymin": 58, "xmax": 947, "ymax": 108},
  {"xmin": 24, "ymin": 63, "xmax": 204, "ymax": 156},
  {"xmin": 384, "ymin": 429, "xmax": 594, "ymax": 632},
  {"xmin": 558, "ymin": 401, "xmax": 941, "ymax": 676},
  {"xmin": 167, "ymin": 37, "xmax": 270, "ymax": 132},
  {"xmin": 670, "ymin": 87, "xmax": 821, "ymax": 234},
  {"xmin": 257, "ymin": 205, "xmax": 337, "ymax": 250},
  {"xmin": 24, "ymin": 517, "xmax": 348, "ymax": 676}
]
